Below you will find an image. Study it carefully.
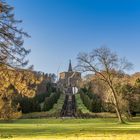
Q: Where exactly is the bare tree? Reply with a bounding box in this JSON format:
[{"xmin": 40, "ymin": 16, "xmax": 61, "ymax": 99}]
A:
[
  {"xmin": 77, "ymin": 47, "xmax": 133, "ymax": 123},
  {"xmin": 0, "ymin": 0, "xmax": 30, "ymax": 68}
]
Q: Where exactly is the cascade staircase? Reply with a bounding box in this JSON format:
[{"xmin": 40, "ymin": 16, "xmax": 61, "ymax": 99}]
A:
[{"xmin": 60, "ymin": 94, "xmax": 76, "ymax": 117}]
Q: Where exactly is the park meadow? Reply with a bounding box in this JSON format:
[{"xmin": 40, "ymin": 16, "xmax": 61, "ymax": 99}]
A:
[
  {"xmin": 0, "ymin": 0, "xmax": 140, "ymax": 140},
  {"xmin": 0, "ymin": 117, "xmax": 140, "ymax": 140}
]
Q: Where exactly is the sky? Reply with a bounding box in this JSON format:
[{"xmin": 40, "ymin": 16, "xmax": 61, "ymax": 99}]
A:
[{"xmin": 7, "ymin": 0, "xmax": 140, "ymax": 75}]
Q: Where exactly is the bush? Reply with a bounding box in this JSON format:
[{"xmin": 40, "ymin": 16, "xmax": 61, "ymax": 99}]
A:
[
  {"xmin": 35, "ymin": 92, "xmax": 51, "ymax": 103},
  {"xmin": 43, "ymin": 91, "xmax": 61, "ymax": 111},
  {"xmin": 79, "ymin": 90, "xmax": 102, "ymax": 113},
  {"xmin": 17, "ymin": 96, "xmax": 41, "ymax": 113},
  {"xmin": 17, "ymin": 82, "xmax": 58, "ymax": 114},
  {"xmin": 80, "ymin": 92, "xmax": 92, "ymax": 111},
  {"xmin": 91, "ymin": 94, "xmax": 102, "ymax": 112},
  {"xmin": 75, "ymin": 93, "xmax": 90, "ymax": 114}
]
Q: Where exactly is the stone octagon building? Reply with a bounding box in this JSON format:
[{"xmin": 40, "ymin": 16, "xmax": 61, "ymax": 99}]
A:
[{"xmin": 58, "ymin": 60, "xmax": 81, "ymax": 94}]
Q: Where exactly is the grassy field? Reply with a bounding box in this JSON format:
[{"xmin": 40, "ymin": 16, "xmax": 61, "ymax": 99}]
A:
[{"xmin": 0, "ymin": 117, "xmax": 140, "ymax": 140}]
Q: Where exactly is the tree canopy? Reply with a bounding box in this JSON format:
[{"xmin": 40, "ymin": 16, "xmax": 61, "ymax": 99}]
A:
[
  {"xmin": 0, "ymin": 0, "xmax": 30, "ymax": 68},
  {"xmin": 77, "ymin": 47, "xmax": 133, "ymax": 123}
]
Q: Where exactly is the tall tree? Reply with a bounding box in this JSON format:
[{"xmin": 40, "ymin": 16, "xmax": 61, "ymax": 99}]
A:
[
  {"xmin": 0, "ymin": 0, "xmax": 30, "ymax": 67},
  {"xmin": 77, "ymin": 47, "xmax": 133, "ymax": 123},
  {"xmin": 0, "ymin": 1, "xmax": 43, "ymax": 119}
]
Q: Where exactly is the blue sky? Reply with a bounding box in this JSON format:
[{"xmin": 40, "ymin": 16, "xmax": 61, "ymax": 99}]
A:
[{"xmin": 8, "ymin": 0, "xmax": 140, "ymax": 74}]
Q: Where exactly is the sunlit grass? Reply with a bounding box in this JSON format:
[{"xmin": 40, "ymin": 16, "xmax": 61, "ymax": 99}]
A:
[{"xmin": 0, "ymin": 117, "xmax": 140, "ymax": 139}]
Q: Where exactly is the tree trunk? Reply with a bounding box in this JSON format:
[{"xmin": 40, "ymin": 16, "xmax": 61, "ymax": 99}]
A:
[
  {"xmin": 110, "ymin": 86, "xmax": 125, "ymax": 123},
  {"xmin": 114, "ymin": 102, "xmax": 124, "ymax": 123}
]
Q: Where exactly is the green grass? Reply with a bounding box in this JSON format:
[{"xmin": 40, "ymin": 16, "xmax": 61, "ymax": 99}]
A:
[
  {"xmin": 0, "ymin": 117, "xmax": 140, "ymax": 140},
  {"xmin": 0, "ymin": 94, "xmax": 139, "ymax": 139},
  {"xmin": 75, "ymin": 93, "xmax": 90, "ymax": 113},
  {"xmin": 48, "ymin": 93, "xmax": 65, "ymax": 113}
]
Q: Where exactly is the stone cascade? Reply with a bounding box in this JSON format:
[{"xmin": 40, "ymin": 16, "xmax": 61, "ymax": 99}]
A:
[{"xmin": 60, "ymin": 94, "xmax": 76, "ymax": 117}]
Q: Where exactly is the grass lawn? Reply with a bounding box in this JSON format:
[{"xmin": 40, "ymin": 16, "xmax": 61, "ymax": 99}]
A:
[{"xmin": 0, "ymin": 117, "xmax": 140, "ymax": 140}]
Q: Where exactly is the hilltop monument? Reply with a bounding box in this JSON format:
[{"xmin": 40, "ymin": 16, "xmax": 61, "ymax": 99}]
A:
[{"xmin": 58, "ymin": 60, "xmax": 81, "ymax": 94}]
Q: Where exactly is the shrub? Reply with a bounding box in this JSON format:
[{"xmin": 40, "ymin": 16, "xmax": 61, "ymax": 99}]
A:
[
  {"xmin": 43, "ymin": 92, "xmax": 61, "ymax": 111},
  {"xmin": 79, "ymin": 89, "xmax": 102, "ymax": 113},
  {"xmin": 17, "ymin": 96, "xmax": 41, "ymax": 113}
]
